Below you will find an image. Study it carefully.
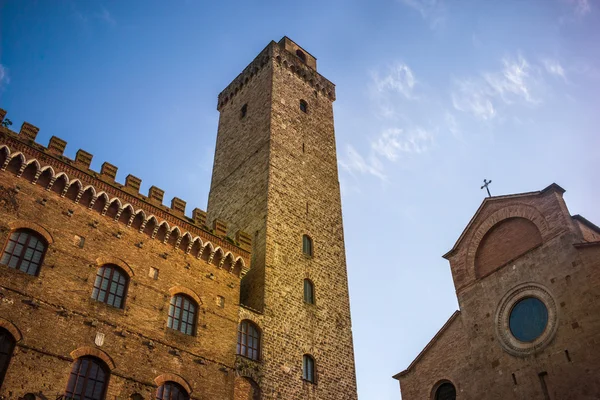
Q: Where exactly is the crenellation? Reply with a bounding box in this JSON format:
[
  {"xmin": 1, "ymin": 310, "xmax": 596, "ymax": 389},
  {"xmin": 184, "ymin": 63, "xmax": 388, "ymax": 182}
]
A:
[
  {"xmin": 75, "ymin": 149, "xmax": 93, "ymax": 168},
  {"xmin": 48, "ymin": 136, "xmax": 67, "ymax": 155},
  {"xmin": 148, "ymin": 185, "xmax": 165, "ymax": 204},
  {"xmin": 235, "ymin": 230, "xmax": 252, "ymax": 252},
  {"xmin": 213, "ymin": 219, "xmax": 227, "ymax": 237},
  {"xmin": 192, "ymin": 207, "xmax": 207, "ymax": 226},
  {"xmin": 125, "ymin": 174, "xmax": 142, "ymax": 192},
  {"xmin": 19, "ymin": 121, "xmax": 40, "ymax": 142},
  {"xmin": 100, "ymin": 161, "xmax": 118, "ymax": 181},
  {"xmin": 171, "ymin": 197, "xmax": 186, "ymax": 215}
]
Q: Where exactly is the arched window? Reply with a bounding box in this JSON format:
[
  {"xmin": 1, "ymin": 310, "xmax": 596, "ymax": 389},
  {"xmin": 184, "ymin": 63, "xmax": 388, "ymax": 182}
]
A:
[
  {"xmin": 156, "ymin": 381, "xmax": 189, "ymax": 400},
  {"xmin": 304, "ymin": 279, "xmax": 314, "ymax": 304},
  {"xmin": 92, "ymin": 265, "xmax": 129, "ymax": 309},
  {"xmin": 237, "ymin": 320, "xmax": 261, "ymax": 361},
  {"xmin": 65, "ymin": 357, "xmax": 109, "ymax": 400},
  {"xmin": 302, "ymin": 235, "xmax": 313, "ymax": 257},
  {"xmin": 300, "ymin": 100, "xmax": 308, "ymax": 113},
  {"xmin": 168, "ymin": 294, "xmax": 197, "ymax": 335},
  {"xmin": 303, "ymin": 354, "xmax": 315, "ymax": 383},
  {"xmin": 435, "ymin": 381, "xmax": 456, "ymax": 400},
  {"xmin": 296, "ymin": 49, "xmax": 307, "ymax": 63},
  {"xmin": 240, "ymin": 104, "xmax": 248, "ymax": 119},
  {"xmin": 0, "ymin": 328, "xmax": 16, "ymax": 388},
  {"xmin": 1, "ymin": 229, "xmax": 47, "ymax": 276}
]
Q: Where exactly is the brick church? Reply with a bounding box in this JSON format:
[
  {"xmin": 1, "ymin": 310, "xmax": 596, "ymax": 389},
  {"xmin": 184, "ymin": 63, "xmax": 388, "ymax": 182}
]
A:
[
  {"xmin": 0, "ymin": 37, "xmax": 358, "ymax": 399},
  {"xmin": 394, "ymin": 184, "xmax": 600, "ymax": 399}
]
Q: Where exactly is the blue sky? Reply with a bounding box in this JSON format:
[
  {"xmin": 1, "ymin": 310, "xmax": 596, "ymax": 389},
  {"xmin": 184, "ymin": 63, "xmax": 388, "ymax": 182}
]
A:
[{"xmin": 1, "ymin": 1, "xmax": 599, "ymax": 399}]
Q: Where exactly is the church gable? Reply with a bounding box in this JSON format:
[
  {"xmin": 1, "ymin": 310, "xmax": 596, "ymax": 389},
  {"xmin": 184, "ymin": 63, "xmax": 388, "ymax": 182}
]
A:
[{"xmin": 443, "ymin": 184, "xmax": 573, "ymax": 292}]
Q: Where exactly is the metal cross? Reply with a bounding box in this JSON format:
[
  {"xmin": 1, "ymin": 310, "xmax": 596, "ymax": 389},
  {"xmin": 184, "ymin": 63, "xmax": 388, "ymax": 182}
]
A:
[{"xmin": 481, "ymin": 179, "xmax": 492, "ymax": 197}]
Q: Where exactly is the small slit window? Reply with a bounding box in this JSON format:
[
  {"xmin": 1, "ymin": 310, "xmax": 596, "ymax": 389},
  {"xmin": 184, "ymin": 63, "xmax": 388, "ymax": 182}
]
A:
[
  {"xmin": 156, "ymin": 381, "xmax": 190, "ymax": 400},
  {"xmin": 237, "ymin": 320, "xmax": 261, "ymax": 361},
  {"xmin": 1, "ymin": 229, "xmax": 47, "ymax": 276},
  {"xmin": 92, "ymin": 264, "xmax": 129, "ymax": 309},
  {"xmin": 304, "ymin": 279, "xmax": 314, "ymax": 304},
  {"xmin": 240, "ymin": 104, "xmax": 248, "ymax": 119},
  {"xmin": 65, "ymin": 357, "xmax": 109, "ymax": 400},
  {"xmin": 303, "ymin": 354, "xmax": 315, "ymax": 383},
  {"xmin": 302, "ymin": 235, "xmax": 313, "ymax": 257},
  {"xmin": 168, "ymin": 294, "xmax": 197, "ymax": 336},
  {"xmin": 296, "ymin": 49, "xmax": 307, "ymax": 63},
  {"xmin": 300, "ymin": 100, "xmax": 308, "ymax": 113}
]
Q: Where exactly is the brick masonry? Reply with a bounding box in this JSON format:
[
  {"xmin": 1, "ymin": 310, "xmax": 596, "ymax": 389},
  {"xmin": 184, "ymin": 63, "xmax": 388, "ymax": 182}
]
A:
[
  {"xmin": 0, "ymin": 36, "xmax": 358, "ymax": 400},
  {"xmin": 394, "ymin": 184, "xmax": 600, "ymax": 399}
]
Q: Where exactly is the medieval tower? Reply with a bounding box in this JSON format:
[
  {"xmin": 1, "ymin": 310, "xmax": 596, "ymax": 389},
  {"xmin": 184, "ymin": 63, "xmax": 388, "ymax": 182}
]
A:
[{"xmin": 208, "ymin": 37, "xmax": 358, "ymax": 399}]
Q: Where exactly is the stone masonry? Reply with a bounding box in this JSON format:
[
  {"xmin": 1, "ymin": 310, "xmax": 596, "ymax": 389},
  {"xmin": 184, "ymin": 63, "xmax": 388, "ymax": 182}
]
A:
[{"xmin": 207, "ymin": 37, "xmax": 358, "ymax": 399}]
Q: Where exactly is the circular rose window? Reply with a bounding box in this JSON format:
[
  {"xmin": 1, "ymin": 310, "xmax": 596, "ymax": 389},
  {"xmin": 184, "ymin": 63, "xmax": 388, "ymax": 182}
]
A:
[
  {"xmin": 495, "ymin": 283, "xmax": 558, "ymax": 357},
  {"xmin": 509, "ymin": 297, "xmax": 549, "ymax": 342}
]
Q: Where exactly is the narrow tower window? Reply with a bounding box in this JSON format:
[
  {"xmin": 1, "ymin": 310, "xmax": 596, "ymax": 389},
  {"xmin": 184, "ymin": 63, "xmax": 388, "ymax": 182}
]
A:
[
  {"xmin": 304, "ymin": 279, "xmax": 314, "ymax": 304},
  {"xmin": 300, "ymin": 100, "xmax": 308, "ymax": 113},
  {"xmin": 240, "ymin": 104, "xmax": 248, "ymax": 119},
  {"xmin": 303, "ymin": 354, "xmax": 315, "ymax": 383},
  {"xmin": 296, "ymin": 50, "xmax": 307, "ymax": 63},
  {"xmin": 434, "ymin": 381, "xmax": 456, "ymax": 400},
  {"xmin": 302, "ymin": 235, "xmax": 313, "ymax": 257}
]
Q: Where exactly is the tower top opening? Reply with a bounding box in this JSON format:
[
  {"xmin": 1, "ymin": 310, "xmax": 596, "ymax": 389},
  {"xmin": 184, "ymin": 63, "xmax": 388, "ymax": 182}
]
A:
[{"xmin": 278, "ymin": 36, "xmax": 317, "ymax": 70}]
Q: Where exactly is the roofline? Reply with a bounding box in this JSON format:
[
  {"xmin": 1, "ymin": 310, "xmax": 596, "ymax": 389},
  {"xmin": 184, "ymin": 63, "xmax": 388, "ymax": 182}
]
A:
[
  {"xmin": 442, "ymin": 183, "xmax": 565, "ymax": 259},
  {"xmin": 392, "ymin": 310, "xmax": 461, "ymax": 380},
  {"xmin": 572, "ymin": 214, "xmax": 600, "ymax": 235},
  {"xmin": 574, "ymin": 240, "xmax": 600, "ymax": 249},
  {"xmin": 279, "ymin": 36, "xmax": 318, "ymax": 61}
]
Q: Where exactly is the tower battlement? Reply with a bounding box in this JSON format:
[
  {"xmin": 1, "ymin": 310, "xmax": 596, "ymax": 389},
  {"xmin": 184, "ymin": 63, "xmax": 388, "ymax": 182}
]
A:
[{"xmin": 217, "ymin": 37, "xmax": 336, "ymax": 111}]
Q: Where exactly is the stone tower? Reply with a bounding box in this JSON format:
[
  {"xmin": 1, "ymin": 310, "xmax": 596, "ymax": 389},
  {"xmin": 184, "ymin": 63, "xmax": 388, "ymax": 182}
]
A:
[{"xmin": 207, "ymin": 37, "xmax": 358, "ymax": 399}]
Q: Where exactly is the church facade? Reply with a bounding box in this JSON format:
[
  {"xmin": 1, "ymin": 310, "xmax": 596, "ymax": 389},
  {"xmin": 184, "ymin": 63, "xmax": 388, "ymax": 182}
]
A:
[
  {"xmin": 0, "ymin": 37, "xmax": 358, "ymax": 400},
  {"xmin": 394, "ymin": 184, "xmax": 600, "ymax": 399}
]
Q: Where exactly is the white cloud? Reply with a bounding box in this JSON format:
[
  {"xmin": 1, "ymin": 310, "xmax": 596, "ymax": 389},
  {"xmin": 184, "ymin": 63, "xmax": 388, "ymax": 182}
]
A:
[
  {"xmin": 398, "ymin": 0, "xmax": 446, "ymax": 28},
  {"xmin": 372, "ymin": 62, "xmax": 417, "ymax": 99},
  {"xmin": 542, "ymin": 59, "xmax": 566, "ymax": 80},
  {"xmin": 445, "ymin": 112, "xmax": 460, "ymax": 138},
  {"xmin": 372, "ymin": 127, "xmax": 433, "ymax": 161},
  {"xmin": 0, "ymin": 64, "xmax": 9, "ymax": 88},
  {"xmin": 339, "ymin": 145, "xmax": 387, "ymax": 181},
  {"xmin": 452, "ymin": 55, "xmax": 541, "ymax": 120}
]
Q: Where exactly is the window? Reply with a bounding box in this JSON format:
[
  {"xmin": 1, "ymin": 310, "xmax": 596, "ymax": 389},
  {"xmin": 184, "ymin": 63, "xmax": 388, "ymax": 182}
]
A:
[
  {"xmin": 1, "ymin": 229, "xmax": 47, "ymax": 276},
  {"xmin": 0, "ymin": 328, "xmax": 16, "ymax": 388},
  {"xmin": 300, "ymin": 100, "xmax": 308, "ymax": 113},
  {"xmin": 434, "ymin": 382, "xmax": 456, "ymax": 400},
  {"xmin": 296, "ymin": 49, "xmax": 307, "ymax": 63},
  {"xmin": 302, "ymin": 235, "xmax": 313, "ymax": 257},
  {"xmin": 302, "ymin": 354, "xmax": 315, "ymax": 383},
  {"xmin": 168, "ymin": 294, "xmax": 197, "ymax": 335},
  {"xmin": 237, "ymin": 320, "xmax": 261, "ymax": 361},
  {"xmin": 92, "ymin": 265, "xmax": 129, "ymax": 309},
  {"xmin": 156, "ymin": 381, "xmax": 189, "ymax": 400},
  {"xmin": 65, "ymin": 357, "xmax": 109, "ymax": 400},
  {"xmin": 509, "ymin": 297, "xmax": 548, "ymax": 342},
  {"xmin": 240, "ymin": 104, "xmax": 248, "ymax": 119},
  {"xmin": 304, "ymin": 279, "xmax": 314, "ymax": 304}
]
